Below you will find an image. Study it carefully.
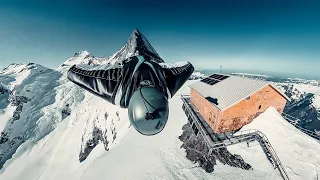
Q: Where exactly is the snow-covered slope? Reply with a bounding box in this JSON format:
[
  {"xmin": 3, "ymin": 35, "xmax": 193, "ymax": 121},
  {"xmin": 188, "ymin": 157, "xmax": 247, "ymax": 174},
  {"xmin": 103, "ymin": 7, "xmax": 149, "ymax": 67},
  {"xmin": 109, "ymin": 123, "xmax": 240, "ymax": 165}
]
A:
[
  {"xmin": 236, "ymin": 107, "xmax": 320, "ymax": 180},
  {"xmin": 1, "ymin": 62, "xmax": 319, "ymax": 180},
  {"xmin": 0, "ymin": 77, "xmax": 298, "ymax": 180},
  {"xmin": 0, "ymin": 63, "xmax": 64, "ymax": 169},
  {"xmin": 1, "ymin": 29, "xmax": 319, "ymax": 180},
  {"xmin": 0, "ymin": 61, "xmax": 130, "ymax": 178},
  {"xmin": 0, "ymin": 57, "xmax": 318, "ymax": 180}
]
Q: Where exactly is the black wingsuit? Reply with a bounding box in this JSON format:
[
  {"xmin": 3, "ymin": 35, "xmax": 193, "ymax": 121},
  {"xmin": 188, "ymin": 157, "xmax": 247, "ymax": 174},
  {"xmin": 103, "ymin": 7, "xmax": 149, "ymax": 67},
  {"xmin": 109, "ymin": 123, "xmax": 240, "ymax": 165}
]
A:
[{"xmin": 67, "ymin": 55, "xmax": 194, "ymax": 108}]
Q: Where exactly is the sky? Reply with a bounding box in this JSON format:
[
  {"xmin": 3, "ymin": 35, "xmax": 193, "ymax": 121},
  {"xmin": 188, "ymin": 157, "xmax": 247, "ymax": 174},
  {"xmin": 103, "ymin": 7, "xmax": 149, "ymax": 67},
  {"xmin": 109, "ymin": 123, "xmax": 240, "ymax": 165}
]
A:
[{"xmin": 0, "ymin": 0, "xmax": 319, "ymax": 77}]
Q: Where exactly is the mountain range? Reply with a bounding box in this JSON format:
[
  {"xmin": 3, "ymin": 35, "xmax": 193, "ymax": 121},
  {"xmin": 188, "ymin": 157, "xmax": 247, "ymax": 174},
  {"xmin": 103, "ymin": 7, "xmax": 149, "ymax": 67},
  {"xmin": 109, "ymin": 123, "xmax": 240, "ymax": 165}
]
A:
[{"xmin": 0, "ymin": 29, "xmax": 319, "ymax": 180}]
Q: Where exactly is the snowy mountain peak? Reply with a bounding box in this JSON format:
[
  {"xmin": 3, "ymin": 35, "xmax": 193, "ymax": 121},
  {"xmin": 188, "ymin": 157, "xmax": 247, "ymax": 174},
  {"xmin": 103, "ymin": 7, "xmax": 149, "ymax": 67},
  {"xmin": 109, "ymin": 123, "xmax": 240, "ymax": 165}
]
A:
[
  {"xmin": 60, "ymin": 50, "xmax": 107, "ymax": 68},
  {"xmin": 132, "ymin": 28, "xmax": 141, "ymax": 35},
  {"xmin": 59, "ymin": 29, "xmax": 164, "ymax": 68},
  {"xmin": 73, "ymin": 50, "xmax": 92, "ymax": 58},
  {"xmin": 0, "ymin": 62, "xmax": 44, "ymax": 75},
  {"xmin": 0, "ymin": 63, "xmax": 24, "ymax": 74},
  {"xmin": 107, "ymin": 28, "xmax": 164, "ymax": 64}
]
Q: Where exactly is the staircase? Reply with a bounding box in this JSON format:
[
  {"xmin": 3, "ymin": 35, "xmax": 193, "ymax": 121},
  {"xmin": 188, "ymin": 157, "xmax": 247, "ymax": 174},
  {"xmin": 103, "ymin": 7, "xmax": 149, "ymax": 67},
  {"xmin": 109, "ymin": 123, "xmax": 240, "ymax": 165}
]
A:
[{"xmin": 181, "ymin": 94, "xmax": 289, "ymax": 180}]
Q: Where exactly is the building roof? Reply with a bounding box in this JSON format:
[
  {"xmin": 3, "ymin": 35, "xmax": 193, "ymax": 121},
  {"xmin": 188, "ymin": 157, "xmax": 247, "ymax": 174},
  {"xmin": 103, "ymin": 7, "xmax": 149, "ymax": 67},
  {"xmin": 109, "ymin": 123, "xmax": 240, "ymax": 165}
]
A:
[{"xmin": 189, "ymin": 74, "xmax": 290, "ymax": 111}]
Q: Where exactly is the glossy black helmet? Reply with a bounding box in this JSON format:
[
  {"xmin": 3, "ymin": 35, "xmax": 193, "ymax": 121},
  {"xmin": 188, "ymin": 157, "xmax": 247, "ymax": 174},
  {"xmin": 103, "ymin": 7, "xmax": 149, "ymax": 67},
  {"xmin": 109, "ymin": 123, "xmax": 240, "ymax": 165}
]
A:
[{"xmin": 128, "ymin": 86, "xmax": 169, "ymax": 136}]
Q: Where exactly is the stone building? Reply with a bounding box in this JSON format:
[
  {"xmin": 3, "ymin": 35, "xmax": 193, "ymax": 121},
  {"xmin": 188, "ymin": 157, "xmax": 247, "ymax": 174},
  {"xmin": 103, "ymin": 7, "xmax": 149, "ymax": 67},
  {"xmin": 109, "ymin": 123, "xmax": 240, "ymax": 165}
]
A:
[{"xmin": 189, "ymin": 74, "xmax": 290, "ymax": 134}]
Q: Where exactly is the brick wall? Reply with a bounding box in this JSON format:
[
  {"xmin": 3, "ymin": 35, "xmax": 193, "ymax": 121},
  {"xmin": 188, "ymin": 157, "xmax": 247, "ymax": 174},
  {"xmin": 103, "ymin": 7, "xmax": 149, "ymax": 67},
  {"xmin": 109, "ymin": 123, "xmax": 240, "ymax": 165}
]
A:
[
  {"xmin": 216, "ymin": 85, "xmax": 287, "ymax": 133},
  {"xmin": 190, "ymin": 89, "xmax": 220, "ymax": 131}
]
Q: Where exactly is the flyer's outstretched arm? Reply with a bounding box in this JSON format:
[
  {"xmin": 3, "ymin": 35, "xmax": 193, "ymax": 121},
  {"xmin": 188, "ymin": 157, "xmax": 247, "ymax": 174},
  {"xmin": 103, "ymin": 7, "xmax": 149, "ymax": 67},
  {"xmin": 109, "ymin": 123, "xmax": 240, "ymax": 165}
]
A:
[
  {"xmin": 160, "ymin": 62, "xmax": 194, "ymax": 97},
  {"xmin": 67, "ymin": 64, "xmax": 122, "ymax": 104}
]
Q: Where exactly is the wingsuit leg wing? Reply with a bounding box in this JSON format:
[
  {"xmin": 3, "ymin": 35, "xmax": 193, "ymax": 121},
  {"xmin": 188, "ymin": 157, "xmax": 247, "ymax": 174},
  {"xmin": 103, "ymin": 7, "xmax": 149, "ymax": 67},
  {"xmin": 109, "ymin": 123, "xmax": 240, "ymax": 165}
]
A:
[
  {"xmin": 161, "ymin": 62, "xmax": 194, "ymax": 97},
  {"xmin": 67, "ymin": 65, "xmax": 122, "ymax": 104}
]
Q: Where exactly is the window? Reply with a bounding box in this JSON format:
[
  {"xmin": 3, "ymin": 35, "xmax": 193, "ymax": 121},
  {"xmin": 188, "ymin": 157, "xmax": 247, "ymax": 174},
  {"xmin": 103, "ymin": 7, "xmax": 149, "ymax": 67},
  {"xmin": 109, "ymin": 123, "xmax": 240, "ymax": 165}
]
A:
[
  {"xmin": 259, "ymin": 105, "xmax": 262, "ymax": 110},
  {"xmin": 246, "ymin": 96, "xmax": 250, "ymax": 100}
]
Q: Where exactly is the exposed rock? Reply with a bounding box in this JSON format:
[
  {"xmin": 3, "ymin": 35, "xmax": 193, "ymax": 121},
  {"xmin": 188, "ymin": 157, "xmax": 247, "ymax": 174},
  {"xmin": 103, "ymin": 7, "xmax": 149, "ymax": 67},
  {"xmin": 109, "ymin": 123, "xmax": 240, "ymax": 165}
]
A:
[
  {"xmin": 0, "ymin": 85, "xmax": 8, "ymax": 95},
  {"xmin": 0, "ymin": 131, "xmax": 23, "ymax": 169},
  {"xmin": 212, "ymin": 148, "xmax": 252, "ymax": 170},
  {"xmin": 62, "ymin": 104, "xmax": 71, "ymax": 119},
  {"xmin": 179, "ymin": 124, "xmax": 252, "ymax": 173},
  {"xmin": 0, "ymin": 132, "xmax": 9, "ymax": 144},
  {"xmin": 110, "ymin": 119, "xmax": 117, "ymax": 142},
  {"xmin": 79, "ymin": 126, "xmax": 109, "ymax": 162},
  {"xmin": 8, "ymin": 91, "xmax": 30, "ymax": 106},
  {"xmin": 17, "ymin": 63, "xmax": 37, "ymax": 73},
  {"xmin": 116, "ymin": 111, "xmax": 120, "ymax": 121},
  {"xmin": 283, "ymin": 85, "xmax": 320, "ymax": 132},
  {"xmin": 8, "ymin": 91, "xmax": 30, "ymax": 121}
]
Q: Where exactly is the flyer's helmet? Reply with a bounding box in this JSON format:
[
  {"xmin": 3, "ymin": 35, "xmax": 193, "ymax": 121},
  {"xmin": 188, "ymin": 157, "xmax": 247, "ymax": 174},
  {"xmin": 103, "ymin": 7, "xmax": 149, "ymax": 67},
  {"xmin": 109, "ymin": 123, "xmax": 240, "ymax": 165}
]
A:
[{"xmin": 128, "ymin": 86, "xmax": 169, "ymax": 136}]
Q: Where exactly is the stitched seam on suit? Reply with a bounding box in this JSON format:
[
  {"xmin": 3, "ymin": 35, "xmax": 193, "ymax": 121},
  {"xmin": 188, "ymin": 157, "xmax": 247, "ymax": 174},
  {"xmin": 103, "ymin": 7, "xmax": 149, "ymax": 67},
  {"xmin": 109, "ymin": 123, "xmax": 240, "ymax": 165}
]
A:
[
  {"xmin": 167, "ymin": 63, "xmax": 191, "ymax": 75},
  {"xmin": 70, "ymin": 67, "xmax": 119, "ymax": 81}
]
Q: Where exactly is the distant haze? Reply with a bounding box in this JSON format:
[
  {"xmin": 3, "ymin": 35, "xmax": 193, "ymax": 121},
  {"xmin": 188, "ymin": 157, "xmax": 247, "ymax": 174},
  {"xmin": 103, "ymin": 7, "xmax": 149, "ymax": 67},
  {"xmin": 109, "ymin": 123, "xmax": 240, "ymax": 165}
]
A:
[
  {"xmin": 0, "ymin": 0, "xmax": 319, "ymax": 77},
  {"xmin": 201, "ymin": 68, "xmax": 320, "ymax": 80}
]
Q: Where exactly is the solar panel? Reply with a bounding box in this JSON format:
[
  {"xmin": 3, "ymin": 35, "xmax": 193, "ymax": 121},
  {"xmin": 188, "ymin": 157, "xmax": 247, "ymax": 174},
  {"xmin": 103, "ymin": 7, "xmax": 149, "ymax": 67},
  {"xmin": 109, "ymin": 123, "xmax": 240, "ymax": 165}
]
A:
[
  {"xmin": 207, "ymin": 79, "xmax": 219, "ymax": 85},
  {"xmin": 218, "ymin": 75, "xmax": 225, "ymax": 79},
  {"xmin": 211, "ymin": 80, "xmax": 219, "ymax": 85},
  {"xmin": 201, "ymin": 78, "xmax": 211, "ymax": 83},
  {"xmin": 201, "ymin": 74, "xmax": 230, "ymax": 86},
  {"xmin": 209, "ymin": 74, "xmax": 224, "ymax": 79},
  {"xmin": 209, "ymin": 74, "xmax": 219, "ymax": 79},
  {"xmin": 210, "ymin": 74, "xmax": 230, "ymax": 80},
  {"xmin": 206, "ymin": 79, "xmax": 213, "ymax": 83},
  {"xmin": 219, "ymin": 76, "xmax": 229, "ymax": 80},
  {"xmin": 215, "ymin": 74, "xmax": 220, "ymax": 78},
  {"xmin": 216, "ymin": 75, "xmax": 224, "ymax": 80}
]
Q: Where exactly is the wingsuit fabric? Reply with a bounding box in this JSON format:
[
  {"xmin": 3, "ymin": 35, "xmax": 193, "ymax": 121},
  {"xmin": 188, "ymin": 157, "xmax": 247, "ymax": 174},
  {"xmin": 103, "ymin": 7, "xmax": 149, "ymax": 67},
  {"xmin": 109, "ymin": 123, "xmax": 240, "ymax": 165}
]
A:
[{"xmin": 67, "ymin": 55, "xmax": 194, "ymax": 108}]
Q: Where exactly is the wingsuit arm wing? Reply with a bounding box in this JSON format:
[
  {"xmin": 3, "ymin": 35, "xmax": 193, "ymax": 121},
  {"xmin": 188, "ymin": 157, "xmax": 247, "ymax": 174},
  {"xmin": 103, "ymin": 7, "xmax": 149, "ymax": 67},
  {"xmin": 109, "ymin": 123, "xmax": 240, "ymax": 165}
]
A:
[
  {"xmin": 161, "ymin": 62, "xmax": 194, "ymax": 97},
  {"xmin": 67, "ymin": 64, "xmax": 122, "ymax": 104}
]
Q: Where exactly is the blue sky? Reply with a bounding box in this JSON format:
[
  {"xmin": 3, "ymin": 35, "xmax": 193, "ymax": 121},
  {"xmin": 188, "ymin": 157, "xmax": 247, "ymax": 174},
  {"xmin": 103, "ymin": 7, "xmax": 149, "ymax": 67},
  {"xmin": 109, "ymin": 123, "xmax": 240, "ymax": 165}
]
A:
[{"xmin": 0, "ymin": 0, "xmax": 319, "ymax": 77}]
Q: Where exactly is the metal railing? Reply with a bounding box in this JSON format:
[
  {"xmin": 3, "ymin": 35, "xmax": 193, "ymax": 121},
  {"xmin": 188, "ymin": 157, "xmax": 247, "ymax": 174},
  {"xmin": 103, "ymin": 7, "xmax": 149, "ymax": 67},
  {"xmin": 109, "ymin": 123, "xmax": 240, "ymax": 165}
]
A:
[
  {"xmin": 254, "ymin": 130, "xmax": 289, "ymax": 180},
  {"xmin": 206, "ymin": 129, "xmax": 289, "ymax": 180},
  {"xmin": 282, "ymin": 113, "xmax": 320, "ymax": 140},
  {"xmin": 181, "ymin": 95, "xmax": 215, "ymax": 149},
  {"xmin": 181, "ymin": 94, "xmax": 289, "ymax": 180}
]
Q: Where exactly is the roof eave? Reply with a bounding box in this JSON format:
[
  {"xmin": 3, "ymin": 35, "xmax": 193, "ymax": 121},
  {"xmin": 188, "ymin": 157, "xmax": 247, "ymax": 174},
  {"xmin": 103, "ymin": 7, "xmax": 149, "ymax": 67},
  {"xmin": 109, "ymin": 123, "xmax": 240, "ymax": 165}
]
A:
[
  {"xmin": 269, "ymin": 83, "xmax": 291, "ymax": 102},
  {"xmin": 220, "ymin": 84, "xmax": 270, "ymax": 111},
  {"xmin": 189, "ymin": 86, "xmax": 222, "ymax": 111},
  {"xmin": 220, "ymin": 83, "xmax": 291, "ymax": 111}
]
